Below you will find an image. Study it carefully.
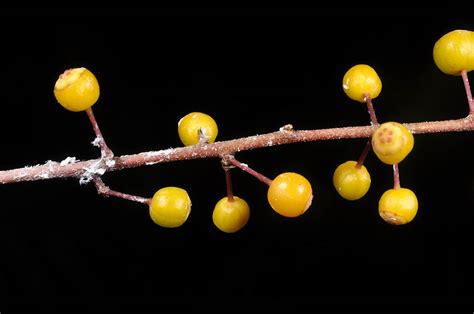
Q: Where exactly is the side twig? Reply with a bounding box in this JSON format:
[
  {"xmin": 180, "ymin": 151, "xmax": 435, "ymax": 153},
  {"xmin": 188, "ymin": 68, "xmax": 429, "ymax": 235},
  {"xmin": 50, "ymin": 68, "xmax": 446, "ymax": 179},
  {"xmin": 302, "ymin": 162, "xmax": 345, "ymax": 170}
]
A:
[
  {"xmin": 86, "ymin": 108, "xmax": 114, "ymax": 159},
  {"xmin": 93, "ymin": 176, "xmax": 150, "ymax": 205},
  {"xmin": 228, "ymin": 157, "xmax": 273, "ymax": 186},
  {"xmin": 461, "ymin": 70, "xmax": 474, "ymax": 114},
  {"xmin": 364, "ymin": 93, "xmax": 379, "ymax": 126},
  {"xmin": 393, "ymin": 164, "xmax": 401, "ymax": 189},
  {"xmin": 356, "ymin": 140, "xmax": 372, "ymax": 169}
]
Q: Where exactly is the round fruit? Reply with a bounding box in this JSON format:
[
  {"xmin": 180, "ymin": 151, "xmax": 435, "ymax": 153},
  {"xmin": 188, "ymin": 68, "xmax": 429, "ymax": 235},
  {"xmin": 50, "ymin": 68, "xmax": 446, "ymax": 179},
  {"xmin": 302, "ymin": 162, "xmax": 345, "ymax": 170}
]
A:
[
  {"xmin": 433, "ymin": 29, "xmax": 474, "ymax": 75},
  {"xmin": 149, "ymin": 187, "xmax": 191, "ymax": 228},
  {"xmin": 379, "ymin": 188, "xmax": 418, "ymax": 225},
  {"xmin": 342, "ymin": 64, "xmax": 382, "ymax": 102},
  {"xmin": 267, "ymin": 172, "xmax": 313, "ymax": 218},
  {"xmin": 212, "ymin": 196, "xmax": 250, "ymax": 233},
  {"xmin": 372, "ymin": 122, "xmax": 414, "ymax": 165},
  {"xmin": 333, "ymin": 161, "xmax": 371, "ymax": 200},
  {"xmin": 54, "ymin": 67, "xmax": 100, "ymax": 112},
  {"xmin": 178, "ymin": 112, "xmax": 218, "ymax": 146}
]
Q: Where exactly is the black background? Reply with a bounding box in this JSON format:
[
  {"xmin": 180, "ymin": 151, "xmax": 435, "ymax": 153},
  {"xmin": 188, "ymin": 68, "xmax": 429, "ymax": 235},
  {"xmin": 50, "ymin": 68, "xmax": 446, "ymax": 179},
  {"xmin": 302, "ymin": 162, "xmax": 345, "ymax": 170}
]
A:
[{"xmin": 1, "ymin": 7, "xmax": 474, "ymax": 312}]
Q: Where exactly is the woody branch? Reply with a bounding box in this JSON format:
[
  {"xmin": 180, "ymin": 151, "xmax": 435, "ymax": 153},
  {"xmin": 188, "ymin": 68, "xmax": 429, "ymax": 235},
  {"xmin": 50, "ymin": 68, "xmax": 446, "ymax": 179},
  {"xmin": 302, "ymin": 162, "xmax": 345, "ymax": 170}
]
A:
[{"xmin": 0, "ymin": 114, "xmax": 473, "ymax": 185}]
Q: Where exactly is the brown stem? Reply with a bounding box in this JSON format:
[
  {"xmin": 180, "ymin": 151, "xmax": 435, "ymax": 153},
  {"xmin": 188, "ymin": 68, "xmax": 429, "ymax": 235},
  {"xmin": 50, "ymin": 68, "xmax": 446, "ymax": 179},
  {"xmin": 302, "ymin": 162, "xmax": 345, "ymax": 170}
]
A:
[
  {"xmin": 0, "ymin": 116, "xmax": 473, "ymax": 185},
  {"xmin": 356, "ymin": 140, "xmax": 372, "ymax": 169},
  {"xmin": 364, "ymin": 93, "xmax": 379, "ymax": 126},
  {"xmin": 225, "ymin": 168, "xmax": 234, "ymax": 202},
  {"xmin": 461, "ymin": 70, "xmax": 474, "ymax": 114},
  {"xmin": 86, "ymin": 108, "xmax": 114, "ymax": 158},
  {"xmin": 393, "ymin": 164, "xmax": 400, "ymax": 189},
  {"xmin": 93, "ymin": 176, "xmax": 150, "ymax": 205},
  {"xmin": 228, "ymin": 158, "xmax": 272, "ymax": 186}
]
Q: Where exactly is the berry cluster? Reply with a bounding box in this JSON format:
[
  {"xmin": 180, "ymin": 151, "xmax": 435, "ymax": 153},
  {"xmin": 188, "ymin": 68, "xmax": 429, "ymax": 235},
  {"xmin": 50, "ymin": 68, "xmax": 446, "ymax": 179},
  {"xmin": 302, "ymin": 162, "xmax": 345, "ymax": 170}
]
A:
[
  {"xmin": 52, "ymin": 29, "xmax": 474, "ymax": 232},
  {"xmin": 335, "ymin": 64, "xmax": 417, "ymax": 225},
  {"xmin": 332, "ymin": 29, "xmax": 474, "ymax": 225}
]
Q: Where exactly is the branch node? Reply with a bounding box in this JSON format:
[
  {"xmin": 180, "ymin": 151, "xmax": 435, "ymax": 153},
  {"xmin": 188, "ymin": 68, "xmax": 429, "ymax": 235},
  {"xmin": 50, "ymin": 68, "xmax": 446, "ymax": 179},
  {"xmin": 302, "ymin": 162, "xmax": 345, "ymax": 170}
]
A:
[
  {"xmin": 221, "ymin": 155, "xmax": 236, "ymax": 170},
  {"xmin": 95, "ymin": 178, "xmax": 110, "ymax": 195},
  {"xmin": 79, "ymin": 160, "xmax": 107, "ymax": 185},
  {"xmin": 279, "ymin": 124, "xmax": 294, "ymax": 133}
]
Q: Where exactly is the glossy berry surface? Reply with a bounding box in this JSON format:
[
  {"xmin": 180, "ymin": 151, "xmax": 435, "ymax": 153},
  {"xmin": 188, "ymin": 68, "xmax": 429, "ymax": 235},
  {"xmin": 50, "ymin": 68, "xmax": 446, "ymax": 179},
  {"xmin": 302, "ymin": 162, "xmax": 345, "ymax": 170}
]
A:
[
  {"xmin": 342, "ymin": 64, "xmax": 382, "ymax": 102},
  {"xmin": 267, "ymin": 172, "xmax": 313, "ymax": 218},
  {"xmin": 372, "ymin": 122, "xmax": 414, "ymax": 165},
  {"xmin": 379, "ymin": 188, "xmax": 418, "ymax": 225},
  {"xmin": 178, "ymin": 112, "xmax": 218, "ymax": 146},
  {"xmin": 149, "ymin": 187, "xmax": 191, "ymax": 228},
  {"xmin": 333, "ymin": 161, "xmax": 371, "ymax": 201},
  {"xmin": 433, "ymin": 29, "xmax": 474, "ymax": 75},
  {"xmin": 54, "ymin": 67, "xmax": 100, "ymax": 112},
  {"xmin": 212, "ymin": 196, "xmax": 250, "ymax": 233}
]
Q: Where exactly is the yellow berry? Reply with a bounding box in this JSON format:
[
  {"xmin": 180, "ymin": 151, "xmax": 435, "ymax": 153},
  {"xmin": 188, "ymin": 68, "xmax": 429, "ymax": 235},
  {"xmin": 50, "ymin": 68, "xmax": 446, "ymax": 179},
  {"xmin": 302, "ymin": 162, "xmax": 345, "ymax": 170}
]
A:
[
  {"xmin": 212, "ymin": 196, "xmax": 250, "ymax": 233},
  {"xmin": 54, "ymin": 67, "xmax": 100, "ymax": 112},
  {"xmin": 433, "ymin": 29, "xmax": 474, "ymax": 75},
  {"xmin": 149, "ymin": 187, "xmax": 191, "ymax": 228},
  {"xmin": 333, "ymin": 161, "xmax": 371, "ymax": 201},
  {"xmin": 178, "ymin": 112, "xmax": 218, "ymax": 146},
  {"xmin": 267, "ymin": 172, "xmax": 313, "ymax": 218},
  {"xmin": 371, "ymin": 122, "xmax": 414, "ymax": 165},
  {"xmin": 379, "ymin": 188, "xmax": 418, "ymax": 225},
  {"xmin": 342, "ymin": 64, "xmax": 382, "ymax": 102}
]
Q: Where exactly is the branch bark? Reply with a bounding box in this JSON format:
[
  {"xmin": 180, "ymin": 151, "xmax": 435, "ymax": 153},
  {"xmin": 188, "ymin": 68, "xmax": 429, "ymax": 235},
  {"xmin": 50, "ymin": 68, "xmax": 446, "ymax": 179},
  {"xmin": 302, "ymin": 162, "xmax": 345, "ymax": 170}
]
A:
[{"xmin": 1, "ymin": 115, "xmax": 473, "ymax": 185}]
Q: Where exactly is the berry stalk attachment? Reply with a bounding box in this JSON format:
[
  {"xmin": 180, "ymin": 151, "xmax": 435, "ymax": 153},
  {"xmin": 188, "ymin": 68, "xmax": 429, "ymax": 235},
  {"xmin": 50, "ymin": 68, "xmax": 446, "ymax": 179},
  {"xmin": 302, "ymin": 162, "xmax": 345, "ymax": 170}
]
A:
[
  {"xmin": 433, "ymin": 29, "xmax": 474, "ymax": 113},
  {"xmin": 228, "ymin": 157, "xmax": 313, "ymax": 218},
  {"xmin": 461, "ymin": 70, "xmax": 474, "ymax": 114},
  {"xmin": 228, "ymin": 157, "xmax": 272, "ymax": 186},
  {"xmin": 54, "ymin": 67, "xmax": 113, "ymax": 159},
  {"xmin": 212, "ymin": 158, "xmax": 250, "ymax": 233},
  {"xmin": 378, "ymin": 163, "xmax": 418, "ymax": 225}
]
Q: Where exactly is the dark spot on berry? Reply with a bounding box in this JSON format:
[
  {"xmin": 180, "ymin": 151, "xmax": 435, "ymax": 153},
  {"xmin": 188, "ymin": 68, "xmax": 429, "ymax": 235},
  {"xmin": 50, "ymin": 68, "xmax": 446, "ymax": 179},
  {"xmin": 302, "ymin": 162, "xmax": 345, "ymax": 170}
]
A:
[{"xmin": 388, "ymin": 130, "xmax": 393, "ymax": 135}]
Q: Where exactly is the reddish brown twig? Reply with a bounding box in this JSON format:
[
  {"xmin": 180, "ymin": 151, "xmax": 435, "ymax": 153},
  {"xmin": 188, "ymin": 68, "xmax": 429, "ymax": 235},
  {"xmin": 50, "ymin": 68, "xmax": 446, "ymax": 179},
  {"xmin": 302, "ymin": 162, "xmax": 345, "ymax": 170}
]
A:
[
  {"xmin": 86, "ymin": 108, "xmax": 114, "ymax": 159},
  {"xmin": 356, "ymin": 140, "xmax": 372, "ymax": 169},
  {"xmin": 354, "ymin": 94, "xmax": 377, "ymax": 169},
  {"xmin": 393, "ymin": 164, "xmax": 401, "ymax": 189},
  {"xmin": 461, "ymin": 70, "xmax": 474, "ymax": 114},
  {"xmin": 228, "ymin": 157, "xmax": 272, "ymax": 186},
  {"xmin": 93, "ymin": 176, "xmax": 150, "ymax": 205},
  {"xmin": 221, "ymin": 157, "xmax": 235, "ymax": 201},
  {"xmin": 364, "ymin": 93, "xmax": 379, "ymax": 126},
  {"xmin": 0, "ymin": 115, "xmax": 473, "ymax": 185},
  {"xmin": 225, "ymin": 168, "xmax": 234, "ymax": 202}
]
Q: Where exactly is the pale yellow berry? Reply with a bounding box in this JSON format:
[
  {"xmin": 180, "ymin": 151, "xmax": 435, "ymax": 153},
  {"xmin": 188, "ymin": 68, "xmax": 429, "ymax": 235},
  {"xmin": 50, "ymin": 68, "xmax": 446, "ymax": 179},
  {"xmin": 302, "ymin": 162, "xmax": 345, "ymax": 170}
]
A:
[
  {"xmin": 372, "ymin": 122, "xmax": 414, "ymax": 165},
  {"xmin": 54, "ymin": 67, "xmax": 100, "ymax": 112},
  {"xmin": 433, "ymin": 29, "xmax": 474, "ymax": 75},
  {"xmin": 149, "ymin": 187, "xmax": 191, "ymax": 228},
  {"xmin": 178, "ymin": 112, "xmax": 218, "ymax": 146},
  {"xmin": 379, "ymin": 188, "xmax": 418, "ymax": 225},
  {"xmin": 333, "ymin": 161, "xmax": 371, "ymax": 200},
  {"xmin": 342, "ymin": 64, "xmax": 382, "ymax": 102},
  {"xmin": 212, "ymin": 196, "xmax": 250, "ymax": 233}
]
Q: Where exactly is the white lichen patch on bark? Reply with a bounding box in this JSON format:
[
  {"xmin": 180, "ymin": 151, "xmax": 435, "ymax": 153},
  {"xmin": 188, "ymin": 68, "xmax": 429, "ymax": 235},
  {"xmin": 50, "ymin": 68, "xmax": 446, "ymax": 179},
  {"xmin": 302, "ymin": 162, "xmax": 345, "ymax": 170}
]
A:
[
  {"xmin": 60, "ymin": 156, "xmax": 78, "ymax": 166},
  {"xmin": 91, "ymin": 137, "xmax": 102, "ymax": 147},
  {"xmin": 79, "ymin": 160, "xmax": 106, "ymax": 185},
  {"xmin": 105, "ymin": 159, "xmax": 116, "ymax": 167}
]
